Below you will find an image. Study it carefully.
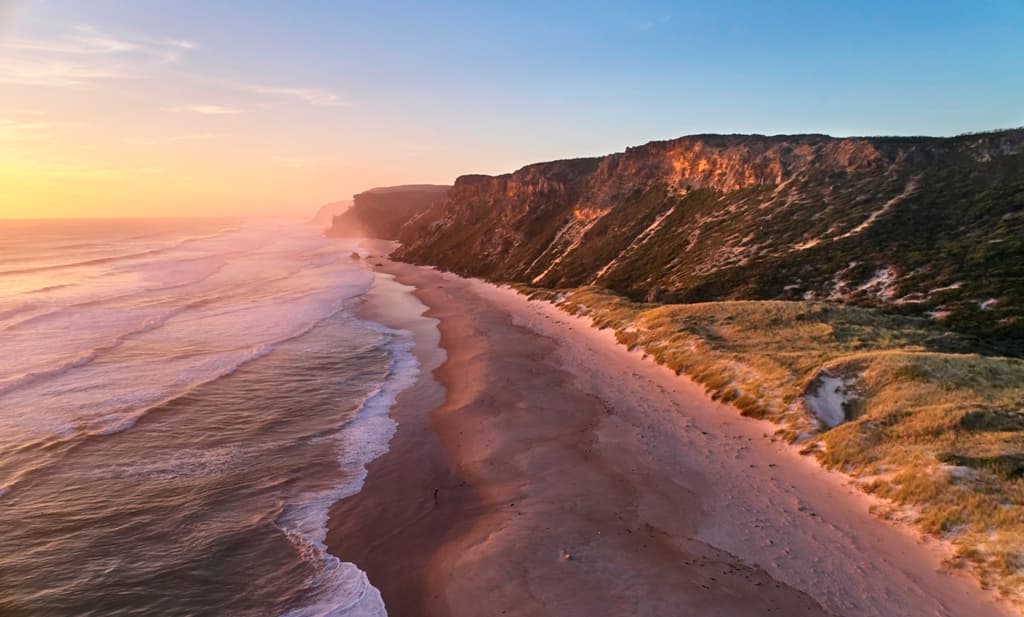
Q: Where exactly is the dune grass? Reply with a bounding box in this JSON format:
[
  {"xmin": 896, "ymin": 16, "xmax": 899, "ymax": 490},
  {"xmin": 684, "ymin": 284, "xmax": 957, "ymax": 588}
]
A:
[{"xmin": 519, "ymin": 285, "xmax": 1024, "ymax": 602}]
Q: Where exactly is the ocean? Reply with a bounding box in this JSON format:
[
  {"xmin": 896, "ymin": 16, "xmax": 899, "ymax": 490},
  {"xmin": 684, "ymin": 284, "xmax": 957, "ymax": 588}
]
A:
[{"xmin": 0, "ymin": 218, "xmax": 413, "ymax": 616}]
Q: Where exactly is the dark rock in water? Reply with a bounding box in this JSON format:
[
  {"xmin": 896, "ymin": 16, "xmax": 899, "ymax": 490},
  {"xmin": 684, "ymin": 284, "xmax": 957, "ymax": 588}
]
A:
[
  {"xmin": 350, "ymin": 251, "xmax": 362, "ymax": 261},
  {"xmin": 646, "ymin": 287, "xmax": 667, "ymax": 303}
]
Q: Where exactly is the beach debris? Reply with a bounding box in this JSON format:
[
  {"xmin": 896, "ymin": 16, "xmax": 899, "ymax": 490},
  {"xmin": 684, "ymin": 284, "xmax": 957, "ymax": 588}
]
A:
[
  {"xmin": 349, "ymin": 251, "xmax": 362, "ymax": 260},
  {"xmin": 560, "ymin": 548, "xmax": 573, "ymax": 561}
]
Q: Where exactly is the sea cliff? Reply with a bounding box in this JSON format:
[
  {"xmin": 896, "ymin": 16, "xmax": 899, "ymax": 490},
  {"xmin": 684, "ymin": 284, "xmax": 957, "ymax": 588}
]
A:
[
  {"xmin": 327, "ymin": 184, "xmax": 450, "ymax": 240},
  {"xmin": 395, "ymin": 130, "xmax": 1024, "ymax": 346}
]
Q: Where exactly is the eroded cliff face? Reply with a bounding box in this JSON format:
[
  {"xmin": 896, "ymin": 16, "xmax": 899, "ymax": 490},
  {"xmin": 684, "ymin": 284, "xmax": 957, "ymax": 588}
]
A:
[
  {"xmin": 599, "ymin": 134, "xmax": 884, "ymax": 194},
  {"xmin": 395, "ymin": 130, "xmax": 1024, "ymax": 345}
]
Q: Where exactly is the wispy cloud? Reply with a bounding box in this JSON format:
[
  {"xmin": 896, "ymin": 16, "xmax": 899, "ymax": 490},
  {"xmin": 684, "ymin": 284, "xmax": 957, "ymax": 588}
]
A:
[
  {"xmin": 3, "ymin": 22, "xmax": 345, "ymax": 112},
  {"xmin": 0, "ymin": 24, "xmax": 196, "ymax": 87},
  {"xmin": 66, "ymin": 24, "xmax": 140, "ymax": 54},
  {"xmin": 0, "ymin": 118, "xmax": 51, "ymax": 131},
  {"xmin": 198, "ymin": 77, "xmax": 348, "ymax": 107},
  {"xmin": 0, "ymin": 155, "xmax": 162, "ymax": 179},
  {"xmin": 164, "ymin": 105, "xmax": 242, "ymax": 115},
  {"xmin": 271, "ymin": 155, "xmax": 346, "ymax": 169},
  {"xmin": 0, "ymin": 117, "xmax": 52, "ymax": 140},
  {"xmin": 122, "ymin": 137, "xmax": 161, "ymax": 146},
  {"xmin": 248, "ymin": 85, "xmax": 348, "ymax": 106},
  {"xmin": 3, "ymin": 25, "xmax": 136, "ymax": 55},
  {"xmin": 633, "ymin": 15, "xmax": 672, "ymax": 32},
  {"xmin": 167, "ymin": 39, "xmax": 198, "ymax": 50},
  {"xmin": 170, "ymin": 132, "xmax": 216, "ymax": 141},
  {"xmin": 123, "ymin": 133, "xmax": 216, "ymax": 145},
  {"xmin": 0, "ymin": 57, "xmax": 129, "ymax": 86}
]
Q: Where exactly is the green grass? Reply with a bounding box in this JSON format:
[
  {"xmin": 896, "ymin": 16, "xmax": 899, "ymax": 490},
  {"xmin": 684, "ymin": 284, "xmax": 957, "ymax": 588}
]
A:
[{"xmin": 522, "ymin": 285, "xmax": 1024, "ymax": 603}]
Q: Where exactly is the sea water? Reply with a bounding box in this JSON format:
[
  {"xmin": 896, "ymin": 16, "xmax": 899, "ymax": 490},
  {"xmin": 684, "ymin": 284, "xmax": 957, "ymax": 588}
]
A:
[{"xmin": 0, "ymin": 218, "xmax": 411, "ymax": 616}]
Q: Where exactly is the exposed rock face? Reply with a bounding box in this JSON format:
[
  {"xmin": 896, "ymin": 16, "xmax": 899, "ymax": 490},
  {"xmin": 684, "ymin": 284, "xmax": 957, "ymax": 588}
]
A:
[
  {"xmin": 395, "ymin": 130, "xmax": 1024, "ymax": 345},
  {"xmin": 327, "ymin": 184, "xmax": 450, "ymax": 240}
]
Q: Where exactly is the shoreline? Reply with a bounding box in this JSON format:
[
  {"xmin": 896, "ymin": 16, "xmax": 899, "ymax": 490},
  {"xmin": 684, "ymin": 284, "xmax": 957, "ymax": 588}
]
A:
[
  {"xmin": 326, "ymin": 266, "xmax": 474, "ymax": 617},
  {"xmin": 327, "ymin": 257, "xmax": 1015, "ymax": 617}
]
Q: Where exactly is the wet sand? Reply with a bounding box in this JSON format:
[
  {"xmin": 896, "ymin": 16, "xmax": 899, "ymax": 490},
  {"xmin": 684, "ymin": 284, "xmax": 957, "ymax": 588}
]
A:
[{"xmin": 328, "ymin": 259, "xmax": 1014, "ymax": 617}]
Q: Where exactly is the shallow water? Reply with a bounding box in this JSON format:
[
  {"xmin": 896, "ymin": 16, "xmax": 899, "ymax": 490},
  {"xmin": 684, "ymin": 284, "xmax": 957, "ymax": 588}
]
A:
[{"xmin": 0, "ymin": 218, "xmax": 408, "ymax": 616}]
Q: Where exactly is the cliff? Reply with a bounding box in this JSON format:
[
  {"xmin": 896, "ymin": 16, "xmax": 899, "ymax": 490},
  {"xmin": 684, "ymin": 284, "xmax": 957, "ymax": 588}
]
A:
[
  {"xmin": 395, "ymin": 130, "xmax": 1024, "ymax": 346},
  {"xmin": 308, "ymin": 200, "xmax": 351, "ymax": 228},
  {"xmin": 327, "ymin": 184, "xmax": 449, "ymax": 240}
]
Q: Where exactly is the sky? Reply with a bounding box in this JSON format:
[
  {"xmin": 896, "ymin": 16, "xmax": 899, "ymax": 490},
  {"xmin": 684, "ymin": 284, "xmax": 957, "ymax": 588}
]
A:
[{"xmin": 0, "ymin": 0, "xmax": 1021, "ymax": 219}]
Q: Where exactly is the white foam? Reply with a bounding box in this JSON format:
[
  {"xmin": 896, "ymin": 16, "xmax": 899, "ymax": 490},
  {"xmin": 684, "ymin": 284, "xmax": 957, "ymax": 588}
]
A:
[
  {"xmin": 0, "ymin": 300, "xmax": 207, "ymax": 398},
  {"xmin": 0, "ymin": 341, "xmax": 285, "ymax": 498},
  {"xmin": 0, "ymin": 223, "xmax": 375, "ymax": 489},
  {"xmin": 0, "ymin": 222, "xmax": 412, "ymax": 615},
  {"xmin": 277, "ymin": 323, "xmax": 419, "ymax": 617}
]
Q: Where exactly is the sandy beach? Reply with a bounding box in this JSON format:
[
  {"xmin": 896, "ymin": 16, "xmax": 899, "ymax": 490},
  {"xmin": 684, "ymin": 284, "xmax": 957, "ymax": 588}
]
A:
[{"xmin": 328, "ymin": 258, "xmax": 1015, "ymax": 617}]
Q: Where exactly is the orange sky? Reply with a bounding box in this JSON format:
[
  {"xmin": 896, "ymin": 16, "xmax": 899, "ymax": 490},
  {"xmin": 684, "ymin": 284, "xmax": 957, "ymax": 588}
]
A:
[
  {"xmin": 0, "ymin": 87, "xmax": 464, "ymax": 219},
  {"xmin": 0, "ymin": 3, "xmax": 569, "ymax": 220},
  {"xmin": 0, "ymin": 5, "xmax": 479, "ymax": 219}
]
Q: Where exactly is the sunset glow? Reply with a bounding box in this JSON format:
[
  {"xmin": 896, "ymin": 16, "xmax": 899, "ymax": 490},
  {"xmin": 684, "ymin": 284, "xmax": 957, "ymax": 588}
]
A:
[
  {"xmin": 2, "ymin": 3, "xmax": 1023, "ymax": 616},
  {"xmin": 1, "ymin": 1, "xmax": 1021, "ymax": 218}
]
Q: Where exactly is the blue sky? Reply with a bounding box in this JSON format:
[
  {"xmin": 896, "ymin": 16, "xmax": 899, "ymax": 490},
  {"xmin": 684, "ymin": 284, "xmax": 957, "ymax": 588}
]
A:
[{"xmin": 1, "ymin": 0, "xmax": 1022, "ymax": 216}]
